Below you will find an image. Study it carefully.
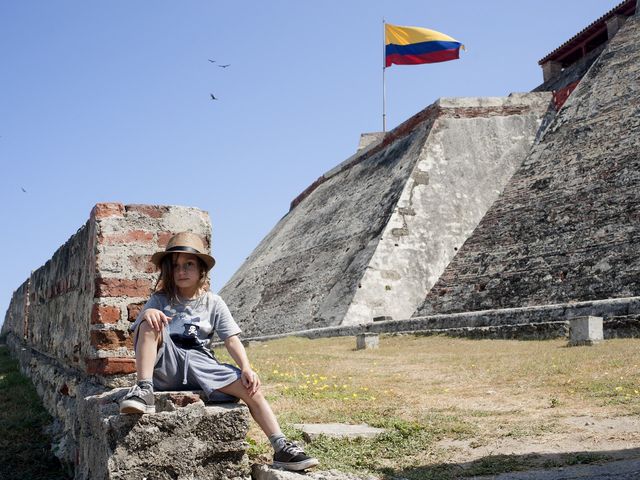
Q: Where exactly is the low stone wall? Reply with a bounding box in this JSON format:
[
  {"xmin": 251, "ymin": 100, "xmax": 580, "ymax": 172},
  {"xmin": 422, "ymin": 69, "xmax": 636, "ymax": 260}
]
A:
[
  {"xmin": 233, "ymin": 296, "xmax": 640, "ymax": 344},
  {"xmin": 1, "ymin": 203, "xmax": 250, "ymax": 479},
  {"xmin": 78, "ymin": 389, "xmax": 250, "ymax": 480}
]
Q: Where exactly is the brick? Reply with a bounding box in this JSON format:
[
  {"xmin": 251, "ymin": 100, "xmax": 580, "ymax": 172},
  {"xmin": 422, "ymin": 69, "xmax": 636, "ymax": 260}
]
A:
[
  {"xmin": 129, "ymin": 255, "xmax": 156, "ymax": 274},
  {"xmin": 157, "ymin": 231, "xmax": 175, "ymax": 248},
  {"xmin": 85, "ymin": 357, "xmax": 136, "ymax": 376},
  {"xmin": 125, "ymin": 204, "xmax": 170, "ymax": 218},
  {"xmin": 91, "ymin": 304, "xmax": 121, "ymax": 324},
  {"xmin": 95, "ymin": 278, "xmax": 152, "ymax": 298},
  {"xmin": 127, "ymin": 302, "xmax": 145, "ymax": 322},
  {"xmin": 90, "ymin": 329, "xmax": 134, "ymax": 349},
  {"xmin": 99, "ymin": 230, "xmax": 154, "ymax": 245},
  {"xmin": 167, "ymin": 392, "xmax": 202, "ymax": 407},
  {"xmin": 91, "ymin": 203, "xmax": 125, "ymax": 219}
]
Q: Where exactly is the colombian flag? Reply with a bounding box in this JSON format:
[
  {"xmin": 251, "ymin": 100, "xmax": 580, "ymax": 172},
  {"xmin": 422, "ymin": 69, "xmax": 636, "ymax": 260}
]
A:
[{"xmin": 385, "ymin": 23, "xmax": 464, "ymax": 67}]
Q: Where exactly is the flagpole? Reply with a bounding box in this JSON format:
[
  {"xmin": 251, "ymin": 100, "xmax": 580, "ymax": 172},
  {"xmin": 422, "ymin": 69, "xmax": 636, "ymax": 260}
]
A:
[{"xmin": 382, "ymin": 18, "xmax": 386, "ymax": 133}]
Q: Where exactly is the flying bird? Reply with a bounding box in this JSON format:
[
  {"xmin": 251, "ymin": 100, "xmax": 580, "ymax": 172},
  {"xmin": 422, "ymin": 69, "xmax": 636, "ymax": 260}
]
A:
[
  {"xmin": 208, "ymin": 59, "xmax": 216, "ymax": 63},
  {"xmin": 210, "ymin": 94, "xmax": 218, "ymax": 100},
  {"xmin": 21, "ymin": 187, "xmax": 27, "ymax": 193},
  {"xmin": 218, "ymin": 64, "xmax": 230, "ymax": 68}
]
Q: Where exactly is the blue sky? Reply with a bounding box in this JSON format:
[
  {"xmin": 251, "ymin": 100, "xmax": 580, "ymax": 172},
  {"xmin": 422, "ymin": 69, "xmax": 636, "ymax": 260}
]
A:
[{"xmin": 0, "ymin": 1, "xmax": 620, "ymax": 326}]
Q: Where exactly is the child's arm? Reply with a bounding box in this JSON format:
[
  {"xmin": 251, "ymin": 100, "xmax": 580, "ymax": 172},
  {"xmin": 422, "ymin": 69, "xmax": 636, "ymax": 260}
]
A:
[{"xmin": 224, "ymin": 335, "xmax": 260, "ymax": 396}]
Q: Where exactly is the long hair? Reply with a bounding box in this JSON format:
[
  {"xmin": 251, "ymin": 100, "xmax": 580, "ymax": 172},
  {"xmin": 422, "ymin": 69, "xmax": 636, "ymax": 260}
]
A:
[{"xmin": 154, "ymin": 253, "xmax": 208, "ymax": 304}]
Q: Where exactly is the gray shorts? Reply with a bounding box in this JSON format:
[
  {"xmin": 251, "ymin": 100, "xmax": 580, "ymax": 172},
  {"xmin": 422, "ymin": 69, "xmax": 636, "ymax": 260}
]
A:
[{"xmin": 134, "ymin": 326, "xmax": 241, "ymax": 403}]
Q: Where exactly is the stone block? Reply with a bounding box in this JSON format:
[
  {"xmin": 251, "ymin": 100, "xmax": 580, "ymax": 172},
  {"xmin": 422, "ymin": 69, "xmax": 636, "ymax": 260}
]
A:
[
  {"xmin": 357, "ymin": 132, "xmax": 384, "ymax": 152},
  {"xmin": 253, "ymin": 464, "xmax": 378, "ymax": 480},
  {"xmin": 94, "ymin": 278, "xmax": 152, "ymax": 298},
  {"xmin": 99, "ymin": 230, "xmax": 154, "ymax": 245},
  {"xmin": 77, "ymin": 388, "xmax": 251, "ymax": 480},
  {"xmin": 91, "ymin": 304, "xmax": 121, "ymax": 325},
  {"xmin": 607, "ymin": 15, "xmax": 627, "ymax": 39},
  {"xmin": 127, "ymin": 302, "xmax": 145, "ymax": 322},
  {"xmin": 125, "ymin": 204, "xmax": 170, "ymax": 218},
  {"xmin": 293, "ymin": 423, "xmax": 385, "ymax": 442},
  {"xmin": 569, "ymin": 316, "xmax": 604, "ymax": 346},
  {"xmin": 541, "ymin": 60, "xmax": 563, "ymax": 83},
  {"xmin": 356, "ymin": 333, "xmax": 379, "ymax": 350},
  {"xmin": 92, "ymin": 203, "xmax": 125, "ymax": 219},
  {"xmin": 85, "ymin": 357, "xmax": 136, "ymax": 376},
  {"xmin": 90, "ymin": 329, "xmax": 133, "ymax": 350}
]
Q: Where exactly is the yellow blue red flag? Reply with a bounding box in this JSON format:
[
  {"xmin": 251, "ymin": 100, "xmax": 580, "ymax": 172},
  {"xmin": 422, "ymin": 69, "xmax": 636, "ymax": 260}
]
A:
[{"xmin": 385, "ymin": 23, "xmax": 464, "ymax": 67}]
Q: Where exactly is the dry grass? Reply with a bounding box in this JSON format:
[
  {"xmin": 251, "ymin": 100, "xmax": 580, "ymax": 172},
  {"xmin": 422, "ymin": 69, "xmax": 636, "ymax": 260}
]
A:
[{"xmin": 215, "ymin": 334, "xmax": 640, "ymax": 479}]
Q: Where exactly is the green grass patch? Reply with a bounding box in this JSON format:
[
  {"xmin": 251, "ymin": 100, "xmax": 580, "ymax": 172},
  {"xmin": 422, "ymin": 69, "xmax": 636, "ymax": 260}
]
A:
[{"xmin": 0, "ymin": 346, "xmax": 71, "ymax": 480}]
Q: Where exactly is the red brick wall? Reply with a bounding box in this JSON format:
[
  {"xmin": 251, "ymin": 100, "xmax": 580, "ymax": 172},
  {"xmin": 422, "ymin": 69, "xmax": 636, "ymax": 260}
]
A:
[{"xmin": 2, "ymin": 202, "xmax": 211, "ymax": 381}]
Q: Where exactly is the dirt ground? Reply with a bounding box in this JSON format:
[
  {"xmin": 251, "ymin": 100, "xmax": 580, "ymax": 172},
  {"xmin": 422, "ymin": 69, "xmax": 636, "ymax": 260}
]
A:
[
  {"xmin": 436, "ymin": 412, "xmax": 640, "ymax": 467},
  {"xmin": 235, "ymin": 335, "xmax": 640, "ymax": 476}
]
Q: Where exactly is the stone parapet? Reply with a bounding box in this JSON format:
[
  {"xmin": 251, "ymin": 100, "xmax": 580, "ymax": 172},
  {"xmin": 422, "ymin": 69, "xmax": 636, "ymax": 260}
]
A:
[{"xmin": 2, "ymin": 202, "xmax": 210, "ymax": 382}]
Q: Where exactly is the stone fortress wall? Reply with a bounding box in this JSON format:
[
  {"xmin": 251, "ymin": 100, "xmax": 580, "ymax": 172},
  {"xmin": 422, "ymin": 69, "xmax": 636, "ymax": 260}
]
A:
[
  {"xmin": 222, "ymin": 0, "xmax": 640, "ymax": 339},
  {"xmin": 416, "ymin": 8, "xmax": 640, "ymax": 320},
  {"xmin": 220, "ymin": 94, "xmax": 553, "ymax": 336}
]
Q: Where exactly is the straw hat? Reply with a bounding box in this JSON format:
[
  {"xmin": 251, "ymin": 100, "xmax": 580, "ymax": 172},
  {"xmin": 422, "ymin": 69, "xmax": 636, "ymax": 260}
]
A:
[{"xmin": 151, "ymin": 232, "xmax": 215, "ymax": 271}]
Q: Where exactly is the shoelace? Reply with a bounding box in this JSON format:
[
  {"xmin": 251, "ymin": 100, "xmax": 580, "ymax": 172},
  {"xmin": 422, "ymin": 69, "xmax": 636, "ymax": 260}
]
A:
[
  {"xmin": 281, "ymin": 441, "xmax": 304, "ymax": 455},
  {"xmin": 124, "ymin": 384, "xmax": 152, "ymax": 401},
  {"xmin": 124, "ymin": 384, "xmax": 142, "ymax": 399}
]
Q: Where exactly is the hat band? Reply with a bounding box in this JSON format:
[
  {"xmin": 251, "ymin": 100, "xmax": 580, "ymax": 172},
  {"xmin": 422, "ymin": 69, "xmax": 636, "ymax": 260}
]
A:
[{"xmin": 166, "ymin": 246, "xmax": 203, "ymax": 255}]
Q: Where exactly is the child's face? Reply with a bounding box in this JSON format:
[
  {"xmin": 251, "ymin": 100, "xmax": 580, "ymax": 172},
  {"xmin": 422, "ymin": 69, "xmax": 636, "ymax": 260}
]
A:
[{"xmin": 172, "ymin": 253, "xmax": 201, "ymax": 292}]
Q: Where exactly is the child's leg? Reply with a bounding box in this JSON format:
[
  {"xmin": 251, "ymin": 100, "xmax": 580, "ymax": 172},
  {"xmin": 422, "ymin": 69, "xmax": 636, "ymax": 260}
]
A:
[
  {"xmin": 134, "ymin": 321, "xmax": 162, "ymax": 381},
  {"xmin": 217, "ymin": 379, "xmax": 280, "ymax": 436},
  {"xmin": 217, "ymin": 379, "xmax": 319, "ymax": 471},
  {"xmin": 120, "ymin": 322, "xmax": 162, "ymax": 415}
]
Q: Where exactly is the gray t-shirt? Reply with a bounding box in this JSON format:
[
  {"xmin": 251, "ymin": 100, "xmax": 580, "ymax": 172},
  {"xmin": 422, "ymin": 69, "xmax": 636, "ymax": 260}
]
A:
[{"xmin": 130, "ymin": 291, "xmax": 241, "ymax": 349}]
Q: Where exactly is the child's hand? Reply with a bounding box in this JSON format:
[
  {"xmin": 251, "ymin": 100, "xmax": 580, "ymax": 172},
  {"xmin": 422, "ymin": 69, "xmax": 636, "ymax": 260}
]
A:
[
  {"xmin": 142, "ymin": 308, "xmax": 171, "ymax": 331},
  {"xmin": 240, "ymin": 367, "xmax": 260, "ymax": 396}
]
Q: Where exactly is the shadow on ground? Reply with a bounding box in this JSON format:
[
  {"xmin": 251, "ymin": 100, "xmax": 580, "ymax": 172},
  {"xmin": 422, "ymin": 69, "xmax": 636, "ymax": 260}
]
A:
[{"xmin": 381, "ymin": 447, "xmax": 640, "ymax": 480}]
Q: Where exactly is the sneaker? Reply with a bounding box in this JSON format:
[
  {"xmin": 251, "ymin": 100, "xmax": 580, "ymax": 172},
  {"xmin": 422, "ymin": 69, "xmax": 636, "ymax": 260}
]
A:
[
  {"xmin": 119, "ymin": 384, "xmax": 156, "ymax": 414},
  {"xmin": 272, "ymin": 441, "xmax": 319, "ymax": 471}
]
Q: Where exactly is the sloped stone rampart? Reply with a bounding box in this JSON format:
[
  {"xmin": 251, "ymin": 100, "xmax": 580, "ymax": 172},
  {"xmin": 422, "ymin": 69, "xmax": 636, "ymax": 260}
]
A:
[
  {"xmin": 416, "ymin": 15, "xmax": 640, "ymax": 318},
  {"xmin": 344, "ymin": 94, "xmax": 552, "ymax": 325},
  {"xmin": 221, "ymin": 120, "xmax": 435, "ymax": 337},
  {"xmin": 1, "ymin": 203, "xmax": 251, "ymax": 479},
  {"xmin": 221, "ymin": 94, "xmax": 552, "ymax": 336}
]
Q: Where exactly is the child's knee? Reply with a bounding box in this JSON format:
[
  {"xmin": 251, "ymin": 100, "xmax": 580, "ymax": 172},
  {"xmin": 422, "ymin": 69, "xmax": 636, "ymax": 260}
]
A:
[
  {"xmin": 139, "ymin": 322, "xmax": 162, "ymax": 338},
  {"xmin": 245, "ymin": 388, "xmax": 266, "ymax": 406},
  {"xmin": 134, "ymin": 322, "xmax": 162, "ymax": 348}
]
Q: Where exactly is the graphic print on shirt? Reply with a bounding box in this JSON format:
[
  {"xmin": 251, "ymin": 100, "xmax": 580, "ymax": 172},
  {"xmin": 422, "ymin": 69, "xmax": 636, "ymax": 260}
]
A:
[
  {"xmin": 183, "ymin": 323, "xmax": 200, "ymax": 338},
  {"xmin": 163, "ymin": 305, "xmax": 202, "ymax": 342}
]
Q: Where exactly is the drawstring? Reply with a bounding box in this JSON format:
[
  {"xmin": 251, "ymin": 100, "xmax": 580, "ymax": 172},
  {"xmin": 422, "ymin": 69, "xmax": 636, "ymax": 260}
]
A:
[{"xmin": 182, "ymin": 349, "xmax": 190, "ymax": 385}]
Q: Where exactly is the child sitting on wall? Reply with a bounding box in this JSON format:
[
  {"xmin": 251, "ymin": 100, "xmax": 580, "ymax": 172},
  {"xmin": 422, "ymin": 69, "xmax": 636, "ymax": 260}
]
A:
[{"xmin": 119, "ymin": 232, "xmax": 318, "ymax": 472}]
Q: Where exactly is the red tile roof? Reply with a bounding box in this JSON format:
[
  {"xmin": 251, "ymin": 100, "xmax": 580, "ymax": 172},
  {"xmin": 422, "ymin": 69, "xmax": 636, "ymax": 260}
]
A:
[{"xmin": 538, "ymin": 0, "xmax": 636, "ymax": 65}]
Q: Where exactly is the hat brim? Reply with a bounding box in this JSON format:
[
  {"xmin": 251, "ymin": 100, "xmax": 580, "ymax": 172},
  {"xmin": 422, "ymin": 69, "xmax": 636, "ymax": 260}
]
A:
[{"xmin": 151, "ymin": 250, "xmax": 216, "ymax": 271}]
